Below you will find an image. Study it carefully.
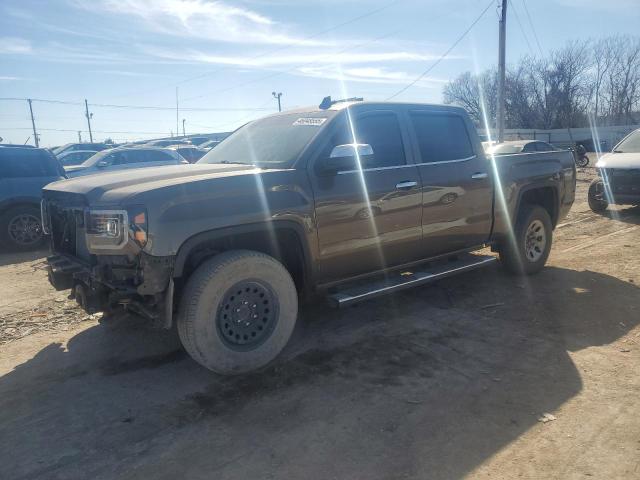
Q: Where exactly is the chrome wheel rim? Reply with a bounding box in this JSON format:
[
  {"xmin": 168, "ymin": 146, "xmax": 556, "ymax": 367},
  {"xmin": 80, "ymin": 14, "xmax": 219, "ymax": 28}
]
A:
[
  {"xmin": 524, "ymin": 219, "xmax": 546, "ymax": 262},
  {"xmin": 8, "ymin": 213, "xmax": 42, "ymax": 246}
]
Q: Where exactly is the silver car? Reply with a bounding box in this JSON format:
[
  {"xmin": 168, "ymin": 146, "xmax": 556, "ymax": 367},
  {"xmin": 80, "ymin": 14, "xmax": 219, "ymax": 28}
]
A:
[{"xmin": 64, "ymin": 147, "xmax": 187, "ymax": 178}]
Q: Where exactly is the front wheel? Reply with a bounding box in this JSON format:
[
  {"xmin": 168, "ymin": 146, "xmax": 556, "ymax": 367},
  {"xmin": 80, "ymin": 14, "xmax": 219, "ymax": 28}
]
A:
[
  {"xmin": 0, "ymin": 205, "xmax": 45, "ymax": 251},
  {"xmin": 588, "ymin": 180, "xmax": 608, "ymax": 213},
  {"xmin": 499, "ymin": 205, "xmax": 553, "ymax": 275},
  {"xmin": 576, "ymin": 155, "xmax": 589, "ymax": 167},
  {"xmin": 177, "ymin": 250, "xmax": 298, "ymax": 375}
]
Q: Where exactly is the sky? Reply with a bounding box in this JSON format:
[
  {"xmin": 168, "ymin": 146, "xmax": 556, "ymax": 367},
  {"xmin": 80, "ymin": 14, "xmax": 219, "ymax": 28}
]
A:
[{"xmin": 1, "ymin": 0, "xmax": 639, "ymax": 146}]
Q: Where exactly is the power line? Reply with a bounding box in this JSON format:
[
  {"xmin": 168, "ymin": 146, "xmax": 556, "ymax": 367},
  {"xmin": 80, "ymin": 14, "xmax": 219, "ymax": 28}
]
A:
[
  {"xmin": 386, "ymin": 0, "xmax": 494, "ymax": 100},
  {"xmin": 0, "ymin": 97, "xmax": 272, "ymax": 112},
  {"xmin": 508, "ymin": 0, "xmax": 534, "ymax": 55},
  {"xmin": 521, "ymin": 0, "xmax": 543, "ymax": 56}
]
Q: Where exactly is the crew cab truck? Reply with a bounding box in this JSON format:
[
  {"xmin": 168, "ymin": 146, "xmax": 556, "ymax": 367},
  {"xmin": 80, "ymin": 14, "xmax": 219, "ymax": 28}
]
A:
[{"xmin": 43, "ymin": 99, "xmax": 576, "ymax": 374}]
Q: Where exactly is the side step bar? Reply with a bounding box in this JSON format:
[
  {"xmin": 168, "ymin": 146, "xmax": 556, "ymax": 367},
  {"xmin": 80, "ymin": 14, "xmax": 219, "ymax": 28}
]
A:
[{"xmin": 327, "ymin": 253, "xmax": 497, "ymax": 308}]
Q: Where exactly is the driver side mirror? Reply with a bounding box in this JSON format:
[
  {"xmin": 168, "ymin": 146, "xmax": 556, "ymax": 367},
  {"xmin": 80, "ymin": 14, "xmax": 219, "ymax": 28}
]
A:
[{"xmin": 322, "ymin": 143, "xmax": 374, "ymax": 173}]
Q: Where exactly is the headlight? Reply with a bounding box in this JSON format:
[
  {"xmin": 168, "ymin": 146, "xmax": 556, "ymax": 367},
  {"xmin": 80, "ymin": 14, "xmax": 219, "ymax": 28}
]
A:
[{"xmin": 86, "ymin": 209, "xmax": 128, "ymax": 249}]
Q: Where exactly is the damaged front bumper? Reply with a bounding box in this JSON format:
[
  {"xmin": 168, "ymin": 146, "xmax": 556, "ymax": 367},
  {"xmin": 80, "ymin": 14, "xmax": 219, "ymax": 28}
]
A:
[{"xmin": 47, "ymin": 252, "xmax": 176, "ymax": 328}]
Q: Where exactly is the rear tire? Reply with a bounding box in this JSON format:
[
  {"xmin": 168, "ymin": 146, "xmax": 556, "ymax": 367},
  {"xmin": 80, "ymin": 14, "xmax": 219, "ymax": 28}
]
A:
[
  {"xmin": 499, "ymin": 205, "xmax": 553, "ymax": 275},
  {"xmin": 0, "ymin": 205, "xmax": 45, "ymax": 251},
  {"xmin": 177, "ymin": 250, "xmax": 298, "ymax": 375},
  {"xmin": 576, "ymin": 155, "xmax": 589, "ymax": 167},
  {"xmin": 588, "ymin": 180, "xmax": 608, "ymax": 213}
]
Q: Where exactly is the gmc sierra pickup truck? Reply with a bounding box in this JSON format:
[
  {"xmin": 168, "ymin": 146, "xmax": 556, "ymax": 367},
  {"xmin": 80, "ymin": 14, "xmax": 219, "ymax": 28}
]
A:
[{"xmin": 42, "ymin": 99, "xmax": 576, "ymax": 374}]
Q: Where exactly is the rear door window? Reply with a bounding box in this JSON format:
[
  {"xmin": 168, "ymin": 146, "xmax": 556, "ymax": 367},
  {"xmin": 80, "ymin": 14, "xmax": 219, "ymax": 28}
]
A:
[
  {"xmin": 0, "ymin": 149, "xmax": 62, "ymax": 177},
  {"xmin": 409, "ymin": 113, "xmax": 474, "ymax": 163}
]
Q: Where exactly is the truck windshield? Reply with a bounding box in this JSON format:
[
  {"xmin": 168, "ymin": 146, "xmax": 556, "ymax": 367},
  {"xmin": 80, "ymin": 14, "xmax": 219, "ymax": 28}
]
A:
[
  {"xmin": 614, "ymin": 130, "xmax": 640, "ymax": 153},
  {"xmin": 198, "ymin": 112, "xmax": 333, "ymax": 168}
]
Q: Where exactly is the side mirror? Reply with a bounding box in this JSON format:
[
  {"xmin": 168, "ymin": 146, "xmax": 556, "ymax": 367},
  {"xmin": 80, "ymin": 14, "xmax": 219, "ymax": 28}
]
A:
[
  {"xmin": 323, "ymin": 143, "xmax": 374, "ymax": 173},
  {"xmin": 97, "ymin": 160, "xmax": 109, "ymax": 168}
]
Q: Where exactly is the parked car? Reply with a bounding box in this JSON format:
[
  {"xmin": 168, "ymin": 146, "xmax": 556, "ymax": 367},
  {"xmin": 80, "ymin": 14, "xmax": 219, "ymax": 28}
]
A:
[
  {"xmin": 57, "ymin": 150, "xmax": 99, "ymax": 166},
  {"xmin": 199, "ymin": 139, "xmax": 221, "ymax": 150},
  {"xmin": 0, "ymin": 143, "xmax": 35, "ymax": 148},
  {"xmin": 1, "ymin": 147, "xmax": 65, "ymax": 250},
  {"xmin": 186, "ymin": 136, "xmax": 212, "ymax": 146},
  {"xmin": 43, "ymin": 99, "xmax": 576, "ymax": 374},
  {"xmin": 64, "ymin": 147, "xmax": 187, "ymax": 177},
  {"xmin": 145, "ymin": 139, "xmax": 191, "ymax": 147},
  {"xmin": 52, "ymin": 142, "xmax": 111, "ymax": 156},
  {"xmin": 166, "ymin": 145, "xmax": 207, "ymax": 163},
  {"xmin": 588, "ymin": 128, "xmax": 640, "ymax": 212},
  {"xmin": 486, "ymin": 140, "xmax": 558, "ymax": 155}
]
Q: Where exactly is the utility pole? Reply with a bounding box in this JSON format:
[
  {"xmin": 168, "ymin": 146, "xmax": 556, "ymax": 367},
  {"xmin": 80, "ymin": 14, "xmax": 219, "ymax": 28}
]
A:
[
  {"xmin": 176, "ymin": 87, "xmax": 179, "ymax": 138},
  {"xmin": 84, "ymin": 99, "xmax": 93, "ymax": 142},
  {"xmin": 182, "ymin": 118, "xmax": 186, "ymax": 137},
  {"xmin": 78, "ymin": 131, "xmax": 82, "ymax": 142},
  {"xmin": 272, "ymin": 91, "xmax": 282, "ymax": 112},
  {"xmin": 27, "ymin": 99, "xmax": 39, "ymax": 147},
  {"xmin": 496, "ymin": 0, "xmax": 507, "ymax": 143}
]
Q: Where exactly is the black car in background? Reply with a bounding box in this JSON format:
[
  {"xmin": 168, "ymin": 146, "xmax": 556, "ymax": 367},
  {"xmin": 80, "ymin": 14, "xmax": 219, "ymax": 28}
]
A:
[{"xmin": 0, "ymin": 146, "xmax": 66, "ymax": 251}]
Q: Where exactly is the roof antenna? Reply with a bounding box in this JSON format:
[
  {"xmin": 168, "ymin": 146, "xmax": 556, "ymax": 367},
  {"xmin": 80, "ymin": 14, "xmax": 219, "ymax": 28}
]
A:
[{"xmin": 319, "ymin": 96, "xmax": 332, "ymax": 110}]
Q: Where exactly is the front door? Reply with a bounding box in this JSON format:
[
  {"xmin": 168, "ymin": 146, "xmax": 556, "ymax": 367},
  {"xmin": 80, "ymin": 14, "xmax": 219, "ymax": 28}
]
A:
[{"xmin": 310, "ymin": 110, "xmax": 423, "ymax": 284}]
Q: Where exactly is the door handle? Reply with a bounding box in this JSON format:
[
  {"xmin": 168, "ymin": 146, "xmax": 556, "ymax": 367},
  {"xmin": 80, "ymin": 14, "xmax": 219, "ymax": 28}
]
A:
[
  {"xmin": 471, "ymin": 172, "xmax": 488, "ymax": 179},
  {"xmin": 395, "ymin": 181, "xmax": 418, "ymax": 190}
]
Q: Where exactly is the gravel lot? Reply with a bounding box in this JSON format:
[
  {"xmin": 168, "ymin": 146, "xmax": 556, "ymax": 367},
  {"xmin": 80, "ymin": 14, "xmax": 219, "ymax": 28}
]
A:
[{"xmin": 1, "ymin": 167, "xmax": 639, "ymax": 480}]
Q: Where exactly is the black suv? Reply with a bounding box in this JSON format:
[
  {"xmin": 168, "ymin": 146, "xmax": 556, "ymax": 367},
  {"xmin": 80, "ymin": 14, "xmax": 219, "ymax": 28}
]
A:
[{"xmin": 0, "ymin": 147, "xmax": 66, "ymax": 250}]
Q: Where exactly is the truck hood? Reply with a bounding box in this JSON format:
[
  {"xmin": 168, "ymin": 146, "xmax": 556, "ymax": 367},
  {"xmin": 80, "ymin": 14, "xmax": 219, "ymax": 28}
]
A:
[
  {"xmin": 44, "ymin": 163, "xmax": 260, "ymax": 205},
  {"xmin": 596, "ymin": 153, "xmax": 640, "ymax": 169}
]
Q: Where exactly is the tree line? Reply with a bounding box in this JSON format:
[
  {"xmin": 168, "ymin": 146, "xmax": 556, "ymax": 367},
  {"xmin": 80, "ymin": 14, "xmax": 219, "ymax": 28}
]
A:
[{"xmin": 442, "ymin": 35, "xmax": 640, "ymax": 129}]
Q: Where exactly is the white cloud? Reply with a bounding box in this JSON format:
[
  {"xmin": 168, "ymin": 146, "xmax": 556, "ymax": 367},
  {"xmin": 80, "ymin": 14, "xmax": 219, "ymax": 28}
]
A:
[
  {"xmin": 139, "ymin": 45, "xmax": 441, "ymax": 67},
  {"xmin": 297, "ymin": 65, "xmax": 446, "ymax": 88},
  {"xmin": 0, "ymin": 76, "xmax": 21, "ymax": 81},
  {"xmin": 0, "ymin": 37, "xmax": 33, "ymax": 55},
  {"xmin": 76, "ymin": 0, "xmax": 326, "ymax": 46}
]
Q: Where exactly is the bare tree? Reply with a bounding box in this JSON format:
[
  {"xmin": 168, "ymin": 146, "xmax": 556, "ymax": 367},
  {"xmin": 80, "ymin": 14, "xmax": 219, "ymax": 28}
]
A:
[{"xmin": 443, "ymin": 69, "xmax": 498, "ymax": 126}]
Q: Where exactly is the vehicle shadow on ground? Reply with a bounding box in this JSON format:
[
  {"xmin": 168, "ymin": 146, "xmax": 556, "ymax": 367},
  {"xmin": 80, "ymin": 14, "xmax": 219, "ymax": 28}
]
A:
[
  {"xmin": 0, "ymin": 248, "xmax": 47, "ymax": 267},
  {"xmin": 0, "ymin": 266, "xmax": 638, "ymax": 479}
]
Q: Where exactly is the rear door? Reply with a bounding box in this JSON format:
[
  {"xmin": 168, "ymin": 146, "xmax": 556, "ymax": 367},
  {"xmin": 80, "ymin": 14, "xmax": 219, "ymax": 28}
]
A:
[
  {"xmin": 310, "ymin": 109, "xmax": 423, "ymax": 283},
  {"xmin": 408, "ymin": 110, "xmax": 493, "ymax": 257}
]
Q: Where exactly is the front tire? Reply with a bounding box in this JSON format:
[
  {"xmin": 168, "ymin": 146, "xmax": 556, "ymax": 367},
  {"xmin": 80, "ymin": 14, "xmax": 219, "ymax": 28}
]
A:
[
  {"xmin": 177, "ymin": 250, "xmax": 298, "ymax": 375},
  {"xmin": 499, "ymin": 205, "xmax": 553, "ymax": 275},
  {"xmin": 588, "ymin": 180, "xmax": 608, "ymax": 213},
  {"xmin": 0, "ymin": 205, "xmax": 45, "ymax": 251}
]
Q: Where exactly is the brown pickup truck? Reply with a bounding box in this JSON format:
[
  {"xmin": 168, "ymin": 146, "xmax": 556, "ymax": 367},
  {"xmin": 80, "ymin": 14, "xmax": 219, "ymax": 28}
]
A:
[{"xmin": 42, "ymin": 98, "xmax": 576, "ymax": 374}]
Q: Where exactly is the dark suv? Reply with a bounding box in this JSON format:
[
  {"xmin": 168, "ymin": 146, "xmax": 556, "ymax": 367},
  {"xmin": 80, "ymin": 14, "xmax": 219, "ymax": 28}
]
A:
[{"xmin": 0, "ymin": 147, "xmax": 66, "ymax": 250}]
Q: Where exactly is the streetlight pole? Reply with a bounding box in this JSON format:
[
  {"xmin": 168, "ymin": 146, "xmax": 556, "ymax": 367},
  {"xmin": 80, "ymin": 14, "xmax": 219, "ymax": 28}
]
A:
[{"xmin": 272, "ymin": 91, "xmax": 282, "ymax": 112}]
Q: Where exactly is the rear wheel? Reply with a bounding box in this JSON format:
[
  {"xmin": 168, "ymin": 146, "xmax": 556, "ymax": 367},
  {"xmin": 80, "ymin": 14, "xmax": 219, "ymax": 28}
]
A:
[
  {"xmin": 499, "ymin": 205, "xmax": 553, "ymax": 275},
  {"xmin": 576, "ymin": 155, "xmax": 589, "ymax": 167},
  {"xmin": 588, "ymin": 180, "xmax": 608, "ymax": 213},
  {"xmin": 0, "ymin": 205, "xmax": 45, "ymax": 251},
  {"xmin": 177, "ymin": 250, "xmax": 298, "ymax": 375}
]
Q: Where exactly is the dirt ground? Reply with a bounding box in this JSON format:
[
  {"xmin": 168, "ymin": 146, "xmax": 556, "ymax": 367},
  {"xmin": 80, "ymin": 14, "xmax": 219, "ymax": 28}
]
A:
[{"xmin": 1, "ymin": 166, "xmax": 639, "ymax": 480}]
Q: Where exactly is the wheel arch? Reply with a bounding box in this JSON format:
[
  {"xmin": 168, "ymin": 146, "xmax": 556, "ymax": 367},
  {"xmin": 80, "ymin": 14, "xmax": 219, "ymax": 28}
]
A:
[
  {"xmin": 515, "ymin": 184, "xmax": 559, "ymax": 227},
  {"xmin": 173, "ymin": 220, "xmax": 313, "ymax": 295}
]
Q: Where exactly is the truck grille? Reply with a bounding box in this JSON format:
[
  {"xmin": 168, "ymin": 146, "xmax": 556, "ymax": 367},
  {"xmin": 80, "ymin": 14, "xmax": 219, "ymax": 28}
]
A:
[
  {"xmin": 611, "ymin": 169, "xmax": 640, "ymax": 195},
  {"xmin": 46, "ymin": 201, "xmax": 90, "ymax": 260}
]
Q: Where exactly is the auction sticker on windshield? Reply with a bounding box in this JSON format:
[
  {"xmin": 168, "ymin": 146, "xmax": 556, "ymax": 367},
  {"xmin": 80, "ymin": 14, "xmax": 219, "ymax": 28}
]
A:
[{"xmin": 293, "ymin": 118, "xmax": 327, "ymax": 126}]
